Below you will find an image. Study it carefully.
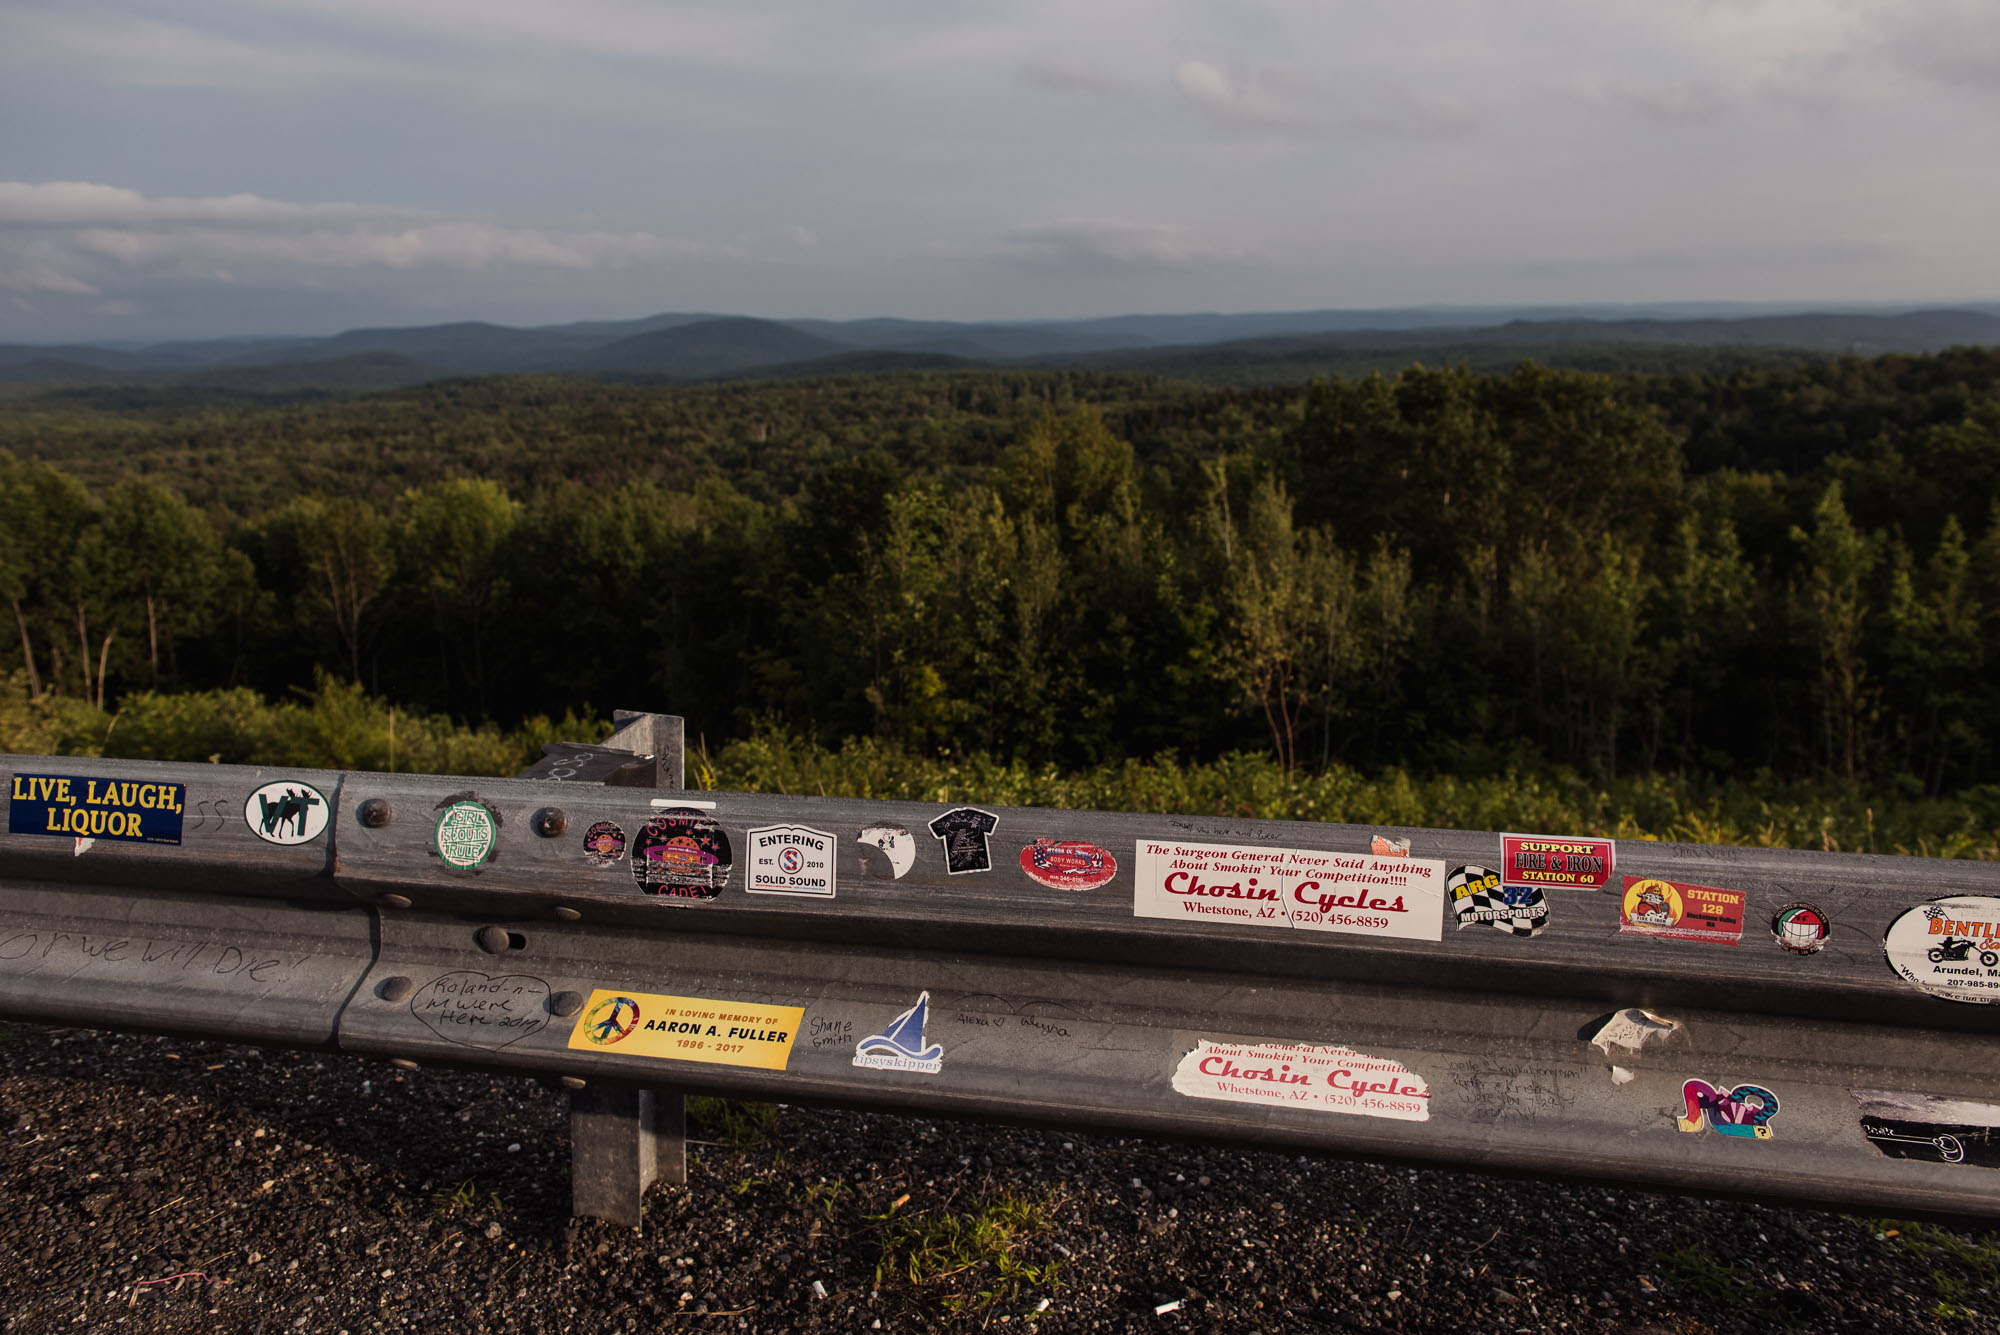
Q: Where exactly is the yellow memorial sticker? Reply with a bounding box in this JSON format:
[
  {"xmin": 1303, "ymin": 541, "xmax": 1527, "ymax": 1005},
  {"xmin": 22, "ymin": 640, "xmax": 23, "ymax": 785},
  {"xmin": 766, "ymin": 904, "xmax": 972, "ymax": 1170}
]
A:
[{"xmin": 565, "ymin": 989, "xmax": 802, "ymax": 1071}]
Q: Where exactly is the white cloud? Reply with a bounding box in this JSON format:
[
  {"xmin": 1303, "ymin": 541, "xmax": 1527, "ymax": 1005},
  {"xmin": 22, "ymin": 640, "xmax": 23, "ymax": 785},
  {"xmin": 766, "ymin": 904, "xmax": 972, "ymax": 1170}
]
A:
[
  {"xmin": 1171, "ymin": 60, "xmax": 1314, "ymax": 130},
  {"xmin": 985, "ymin": 220, "xmax": 1248, "ymax": 272},
  {"xmin": 0, "ymin": 263, "xmax": 98, "ymax": 296},
  {"xmin": 1017, "ymin": 56, "xmax": 1129, "ymax": 96}
]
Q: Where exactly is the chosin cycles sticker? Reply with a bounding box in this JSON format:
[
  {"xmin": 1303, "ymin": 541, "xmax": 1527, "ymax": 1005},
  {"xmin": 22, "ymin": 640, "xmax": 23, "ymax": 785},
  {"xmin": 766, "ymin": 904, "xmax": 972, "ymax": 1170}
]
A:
[
  {"xmin": 853, "ymin": 992, "xmax": 943, "ymax": 1073},
  {"xmin": 1172, "ymin": 1039, "xmax": 1430, "ymax": 1122},
  {"xmin": 1772, "ymin": 902, "xmax": 1831, "ymax": 955},
  {"xmin": 566, "ymin": 988, "xmax": 801, "ymax": 1070},
  {"xmin": 1501, "ymin": 833, "xmax": 1614, "ymax": 891},
  {"xmin": 433, "ymin": 800, "xmax": 497, "ymax": 870},
  {"xmin": 1133, "ymin": 839, "xmax": 1445, "ymax": 942},
  {"xmin": 582, "ymin": 820, "xmax": 625, "ymax": 868},
  {"xmin": 245, "ymin": 780, "xmax": 328, "ymax": 846},
  {"xmin": 1020, "ymin": 839, "xmax": 1117, "ymax": 891},
  {"xmin": 8, "ymin": 773, "xmax": 185, "ymax": 846},
  {"xmin": 929, "ymin": 807, "xmax": 998, "ymax": 874},
  {"xmin": 745, "ymin": 824, "xmax": 836, "ymax": 898},
  {"xmin": 1448, "ymin": 864, "xmax": 1547, "ymax": 937},
  {"xmin": 857, "ymin": 823, "xmax": 916, "ymax": 880},
  {"xmin": 1677, "ymin": 1078, "xmax": 1780, "ymax": 1139},
  {"xmin": 1854, "ymin": 1090, "xmax": 2000, "ymax": 1169},
  {"xmin": 1619, "ymin": 877, "xmax": 1747, "ymax": 946},
  {"xmin": 1885, "ymin": 897, "xmax": 2000, "ymax": 1004},
  {"xmin": 631, "ymin": 809, "xmax": 732, "ymax": 900}
]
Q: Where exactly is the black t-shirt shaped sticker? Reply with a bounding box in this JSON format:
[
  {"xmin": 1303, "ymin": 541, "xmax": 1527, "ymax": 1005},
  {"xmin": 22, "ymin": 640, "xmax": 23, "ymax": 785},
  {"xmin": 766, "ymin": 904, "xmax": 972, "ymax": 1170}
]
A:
[{"xmin": 928, "ymin": 806, "xmax": 999, "ymax": 874}]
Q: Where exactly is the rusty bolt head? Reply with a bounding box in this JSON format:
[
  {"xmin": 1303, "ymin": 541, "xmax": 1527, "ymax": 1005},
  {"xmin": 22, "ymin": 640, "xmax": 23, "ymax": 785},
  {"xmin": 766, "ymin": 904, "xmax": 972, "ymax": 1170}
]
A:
[
  {"xmin": 551, "ymin": 906, "xmax": 582, "ymax": 921},
  {"xmin": 380, "ymin": 893, "xmax": 413, "ymax": 910},
  {"xmin": 549, "ymin": 990, "xmax": 585, "ymax": 1018},
  {"xmin": 378, "ymin": 975, "xmax": 416, "ymax": 1004},
  {"xmin": 390, "ymin": 1058, "xmax": 419, "ymax": 1072},
  {"xmin": 532, "ymin": 807, "xmax": 567, "ymax": 838},
  {"xmin": 559, "ymin": 1076, "xmax": 587, "ymax": 1090},
  {"xmin": 474, "ymin": 925, "xmax": 512, "ymax": 954},
  {"xmin": 357, "ymin": 798, "xmax": 392, "ymax": 828}
]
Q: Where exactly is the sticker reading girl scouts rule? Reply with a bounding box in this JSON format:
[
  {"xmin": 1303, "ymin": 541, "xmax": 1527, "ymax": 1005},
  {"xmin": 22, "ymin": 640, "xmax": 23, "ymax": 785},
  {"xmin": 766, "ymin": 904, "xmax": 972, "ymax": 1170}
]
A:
[{"xmin": 1133, "ymin": 839, "xmax": 1444, "ymax": 942}]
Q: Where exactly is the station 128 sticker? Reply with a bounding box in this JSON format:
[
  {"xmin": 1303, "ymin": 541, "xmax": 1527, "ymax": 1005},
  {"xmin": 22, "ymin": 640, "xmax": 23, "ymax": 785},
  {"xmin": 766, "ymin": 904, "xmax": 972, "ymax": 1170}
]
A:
[{"xmin": 1885, "ymin": 897, "xmax": 2000, "ymax": 1004}]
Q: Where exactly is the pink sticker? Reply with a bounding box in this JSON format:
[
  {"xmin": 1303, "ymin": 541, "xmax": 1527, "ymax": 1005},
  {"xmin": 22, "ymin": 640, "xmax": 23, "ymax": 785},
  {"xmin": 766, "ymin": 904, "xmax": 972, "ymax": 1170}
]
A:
[
  {"xmin": 1172, "ymin": 1039, "xmax": 1430, "ymax": 1122},
  {"xmin": 1020, "ymin": 839, "xmax": 1118, "ymax": 891}
]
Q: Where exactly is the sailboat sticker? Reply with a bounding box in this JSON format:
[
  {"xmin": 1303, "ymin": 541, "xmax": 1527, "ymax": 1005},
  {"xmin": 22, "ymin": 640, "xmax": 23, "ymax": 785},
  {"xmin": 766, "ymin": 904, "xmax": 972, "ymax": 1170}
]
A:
[{"xmin": 853, "ymin": 991, "xmax": 945, "ymax": 1074}]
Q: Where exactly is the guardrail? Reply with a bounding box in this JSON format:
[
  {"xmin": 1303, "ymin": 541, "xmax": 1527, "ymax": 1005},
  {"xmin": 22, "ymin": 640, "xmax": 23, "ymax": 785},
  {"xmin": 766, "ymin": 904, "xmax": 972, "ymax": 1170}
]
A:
[{"xmin": 6, "ymin": 712, "xmax": 2000, "ymax": 1227}]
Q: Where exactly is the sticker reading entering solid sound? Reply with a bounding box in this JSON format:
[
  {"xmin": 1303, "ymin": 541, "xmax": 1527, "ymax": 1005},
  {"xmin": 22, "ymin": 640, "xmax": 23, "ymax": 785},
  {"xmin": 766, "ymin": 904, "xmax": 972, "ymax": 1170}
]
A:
[
  {"xmin": 565, "ymin": 988, "xmax": 802, "ymax": 1070},
  {"xmin": 8, "ymin": 773, "xmax": 185, "ymax": 846},
  {"xmin": 746, "ymin": 824, "xmax": 836, "ymax": 898}
]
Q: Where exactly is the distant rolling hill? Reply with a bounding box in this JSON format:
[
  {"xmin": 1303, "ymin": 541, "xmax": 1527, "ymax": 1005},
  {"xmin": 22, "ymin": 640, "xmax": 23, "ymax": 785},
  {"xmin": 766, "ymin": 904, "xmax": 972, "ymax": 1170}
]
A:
[{"xmin": 583, "ymin": 317, "xmax": 849, "ymax": 378}]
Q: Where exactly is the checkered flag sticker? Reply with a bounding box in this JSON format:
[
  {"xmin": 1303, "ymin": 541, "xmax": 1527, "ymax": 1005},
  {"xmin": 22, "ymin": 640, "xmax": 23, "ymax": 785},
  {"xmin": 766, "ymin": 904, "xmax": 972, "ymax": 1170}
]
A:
[{"xmin": 1448, "ymin": 864, "xmax": 1549, "ymax": 938}]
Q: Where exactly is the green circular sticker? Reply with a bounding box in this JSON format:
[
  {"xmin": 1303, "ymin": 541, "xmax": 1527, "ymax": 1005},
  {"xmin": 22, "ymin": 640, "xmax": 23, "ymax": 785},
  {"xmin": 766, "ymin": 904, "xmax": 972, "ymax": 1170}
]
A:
[{"xmin": 434, "ymin": 801, "xmax": 497, "ymax": 869}]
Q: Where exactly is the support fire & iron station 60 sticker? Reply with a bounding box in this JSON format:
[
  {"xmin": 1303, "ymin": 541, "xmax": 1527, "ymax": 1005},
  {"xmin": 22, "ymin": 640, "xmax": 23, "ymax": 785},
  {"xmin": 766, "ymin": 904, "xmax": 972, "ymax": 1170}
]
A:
[
  {"xmin": 745, "ymin": 824, "xmax": 836, "ymax": 898},
  {"xmin": 1501, "ymin": 833, "xmax": 1614, "ymax": 891},
  {"xmin": 1884, "ymin": 896, "xmax": 2000, "ymax": 1004},
  {"xmin": 1132, "ymin": 839, "xmax": 1445, "ymax": 942}
]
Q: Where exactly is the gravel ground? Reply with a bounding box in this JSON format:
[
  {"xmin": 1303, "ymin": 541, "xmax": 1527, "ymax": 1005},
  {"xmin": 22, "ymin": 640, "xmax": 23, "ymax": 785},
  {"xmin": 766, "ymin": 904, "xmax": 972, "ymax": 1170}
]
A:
[{"xmin": 2, "ymin": 1023, "xmax": 1996, "ymax": 1334}]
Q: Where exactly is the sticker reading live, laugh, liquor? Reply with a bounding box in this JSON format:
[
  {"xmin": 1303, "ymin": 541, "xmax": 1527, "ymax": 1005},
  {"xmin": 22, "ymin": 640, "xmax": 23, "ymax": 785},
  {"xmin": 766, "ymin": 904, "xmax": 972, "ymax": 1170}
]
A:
[
  {"xmin": 1501, "ymin": 834, "xmax": 1614, "ymax": 891},
  {"xmin": 745, "ymin": 824, "xmax": 837, "ymax": 898},
  {"xmin": 1019, "ymin": 839, "xmax": 1118, "ymax": 891},
  {"xmin": 1171, "ymin": 1039, "xmax": 1431, "ymax": 1122},
  {"xmin": 928, "ymin": 807, "xmax": 998, "ymax": 874},
  {"xmin": 1132, "ymin": 839, "xmax": 1445, "ymax": 942},
  {"xmin": 8, "ymin": 773, "xmax": 185, "ymax": 846},
  {"xmin": 1884, "ymin": 897, "xmax": 2000, "ymax": 1004},
  {"xmin": 1619, "ymin": 876, "xmax": 1747, "ymax": 946},
  {"xmin": 630, "ymin": 810, "xmax": 732, "ymax": 900}
]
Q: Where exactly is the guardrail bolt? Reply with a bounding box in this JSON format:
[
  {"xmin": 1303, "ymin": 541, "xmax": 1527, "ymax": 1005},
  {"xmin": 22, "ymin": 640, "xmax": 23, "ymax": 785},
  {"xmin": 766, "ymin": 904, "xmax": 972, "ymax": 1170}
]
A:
[
  {"xmin": 549, "ymin": 990, "xmax": 585, "ymax": 1018},
  {"xmin": 378, "ymin": 976, "xmax": 416, "ymax": 1003},
  {"xmin": 390, "ymin": 1058, "xmax": 419, "ymax": 1072},
  {"xmin": 532, "ymin": 807, "xmax": 567, "ymax": 838},
  {"xmin": 380, "ymin": 893, "xmax": 413, "ymax": 910},
  {"xmin": 475, "ymin": 925, "xmax": 512, "ymax": 954},
  {"xmin": 559, "ymin": 1076, "xmax": 587, "ymax": 1090},
  {"xmin": 357, "ymin": 798, "xmax": 392, "ymax": 829},
  {"xmin": 551, "ymin": 906, "xmax": 582, "ymax": 921}
]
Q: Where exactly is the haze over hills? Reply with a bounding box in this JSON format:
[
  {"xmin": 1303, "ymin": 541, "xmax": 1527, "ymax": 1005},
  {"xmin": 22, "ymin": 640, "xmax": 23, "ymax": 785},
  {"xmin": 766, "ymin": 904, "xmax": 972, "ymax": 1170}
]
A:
[{"xmin": 3, "ymin": 302, "xmax": 2000, "ymax": 397}]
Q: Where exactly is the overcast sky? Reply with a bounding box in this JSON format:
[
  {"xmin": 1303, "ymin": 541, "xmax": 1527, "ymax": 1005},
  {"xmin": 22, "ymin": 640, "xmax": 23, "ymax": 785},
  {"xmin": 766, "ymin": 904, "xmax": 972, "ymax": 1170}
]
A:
[{"xmin": 2, "ymin": 0, "xmax": 1997, "ymax": 340}]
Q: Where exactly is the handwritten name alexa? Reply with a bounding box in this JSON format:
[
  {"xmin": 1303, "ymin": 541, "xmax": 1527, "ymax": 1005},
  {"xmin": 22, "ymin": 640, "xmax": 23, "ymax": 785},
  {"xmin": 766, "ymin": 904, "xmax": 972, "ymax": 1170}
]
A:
[{"xmin": 1163, "ymin": 871, "xmax": 1409, "ymax": 915}]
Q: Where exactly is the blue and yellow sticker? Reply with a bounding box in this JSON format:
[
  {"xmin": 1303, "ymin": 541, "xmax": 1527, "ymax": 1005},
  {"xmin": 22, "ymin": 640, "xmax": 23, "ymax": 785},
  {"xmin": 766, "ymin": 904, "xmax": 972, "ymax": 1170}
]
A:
[{"xmin": 7, "ymin": 773, "xmax": 185, "ymax": 845}]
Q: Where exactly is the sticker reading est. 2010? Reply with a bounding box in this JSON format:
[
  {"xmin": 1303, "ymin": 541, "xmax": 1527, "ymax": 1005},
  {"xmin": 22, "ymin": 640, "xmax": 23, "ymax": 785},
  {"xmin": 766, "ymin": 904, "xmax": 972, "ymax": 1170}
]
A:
[
  {"xmin": 8, "ymin": 773, "xmax": 185, "ymax": 846},
  {"xmin": 1448, "ymin": 864, "xmax": 1548, "ymax": 937},
  {"xmin": 1020, "ymin": 839, "xmax": 1117, "ymax": 891},
  {"xmin": 929, "ymin": 807, "xmax": 998, "ymax": 874},
  {"xmin": 1854, "ymin": 1089, "xmax": 2000, "ymax": 1169},
  {"xmin": 1132, "ymin": 839, "xmax": 1445, "ymax": 942},
  {"xmin": 746, "ymin": 824, "xmax": 836, "ymax": 898},
  {"xmin": 1619, "ymin": 876, "xmax": 1746, "ymax": 946},
  {"xmin": 1884, "ymin": 897, "xmax": 2000, "ymax": 1004},
  {"xmin": 566, "ymin": 988, "xmax": 802, "ymax": 1070},
  {"xmin": 857, "ymin": 823, "xmax": 915, "ymax": 880},
  {"xmin": 1172, "ymin": 1039, "xmax": 1431, "ymax": 1122},
  {"xmin": 433, "ymin": 800, "xmax": 497, "ymax": 869},
  {"xmin": 631, "ymin": 809, "xmax": 732, "ymax": 900},
  {"xmin": 245, "ymin": 780, "xmax": 328, "ymax": 846},
  {"xmin": 1501, "ymin": 833, "xmax": 1614, "ymax": 891}
]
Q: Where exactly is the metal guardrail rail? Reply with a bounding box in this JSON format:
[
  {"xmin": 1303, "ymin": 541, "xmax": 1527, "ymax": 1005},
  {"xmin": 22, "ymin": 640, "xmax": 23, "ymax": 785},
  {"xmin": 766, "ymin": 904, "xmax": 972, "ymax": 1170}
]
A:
[{"xmin": 7, "ymin": 713, "xmax": 2000, "ymax": 1226}]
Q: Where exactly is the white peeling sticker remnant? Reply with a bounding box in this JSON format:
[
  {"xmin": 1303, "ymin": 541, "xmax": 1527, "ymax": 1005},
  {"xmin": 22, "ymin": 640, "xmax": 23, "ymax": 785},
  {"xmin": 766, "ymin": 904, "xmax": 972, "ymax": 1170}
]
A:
[
  {"xmin": 1171, "ymin": 1039, "xmax": 1431, "ymax": 1122},
  {"xmin": 1587, "ymin": 1008, "xmax": 1681, "ymax": 1055},
  {"xmin": 1133, "ymin": 839, "xmax": 1445, "ymax": 942},
  {"xmin": 1611, "ymin": 1066, "xmax": 1636, "ymax": 1085}
]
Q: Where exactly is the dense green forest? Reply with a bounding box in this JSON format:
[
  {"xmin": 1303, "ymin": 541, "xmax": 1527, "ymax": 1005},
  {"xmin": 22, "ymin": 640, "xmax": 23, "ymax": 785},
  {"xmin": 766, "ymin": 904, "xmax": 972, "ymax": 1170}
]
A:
[{"xmin": 2, "ymin": 351, "xmax": 1999, "ymax": 806}]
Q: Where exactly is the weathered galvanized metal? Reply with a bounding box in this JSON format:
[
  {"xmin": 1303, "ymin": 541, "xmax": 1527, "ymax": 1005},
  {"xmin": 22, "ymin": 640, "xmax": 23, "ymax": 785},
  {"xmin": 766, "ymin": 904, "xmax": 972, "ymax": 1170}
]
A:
[{"xmin": 5, "ymin": 729, "xmax": 2000, "ymax": 1224}]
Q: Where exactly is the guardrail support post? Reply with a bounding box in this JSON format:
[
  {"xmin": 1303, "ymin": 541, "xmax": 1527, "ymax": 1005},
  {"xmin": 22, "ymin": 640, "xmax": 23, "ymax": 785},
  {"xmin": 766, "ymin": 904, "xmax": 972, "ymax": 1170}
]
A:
[{"xmin": 552, "ymin": 708, "xmax": 688, "ymax": 1224}]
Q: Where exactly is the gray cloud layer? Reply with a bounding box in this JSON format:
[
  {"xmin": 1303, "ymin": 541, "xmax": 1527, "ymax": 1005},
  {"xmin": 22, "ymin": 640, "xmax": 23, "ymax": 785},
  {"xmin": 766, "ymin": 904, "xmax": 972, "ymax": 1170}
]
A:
[{"xmin": 0, "ymin": 0, "xmax": 1994, "ymax": 338}]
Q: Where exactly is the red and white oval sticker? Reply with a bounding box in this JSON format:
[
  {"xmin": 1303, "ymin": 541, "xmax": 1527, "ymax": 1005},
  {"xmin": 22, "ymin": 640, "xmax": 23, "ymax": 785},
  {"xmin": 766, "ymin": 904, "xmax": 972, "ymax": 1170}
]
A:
[{"xmin": 1019, "ymin": 839, "xmax": 1118, "ymax": 891}]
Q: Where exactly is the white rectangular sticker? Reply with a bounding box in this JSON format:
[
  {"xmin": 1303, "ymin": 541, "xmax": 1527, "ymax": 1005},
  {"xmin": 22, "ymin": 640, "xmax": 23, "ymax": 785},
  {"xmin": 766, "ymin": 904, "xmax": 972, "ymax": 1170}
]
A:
[
  {"xmin": 1133, "ymin": 839, "xmax": 1444, "ymax": 942},
  {"xmin": 745, "ymin": 824, "xmax": 837, "ymax": 898},
  {"xmin": 1172, "ymin": 1039, "xmax": 1431, "ymax": 1121}
]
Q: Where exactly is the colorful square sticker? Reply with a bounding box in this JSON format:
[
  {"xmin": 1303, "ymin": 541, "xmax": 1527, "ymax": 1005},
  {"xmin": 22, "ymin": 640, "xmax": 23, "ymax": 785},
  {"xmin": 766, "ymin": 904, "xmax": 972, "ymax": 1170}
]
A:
[
  {"xmin": 1619, "ymin": 876, "xmax": 1747, "ymax": 946},
  {"xmin": 1501, "ymin": 833, "xmax": 1614, "ymax": 891}
]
